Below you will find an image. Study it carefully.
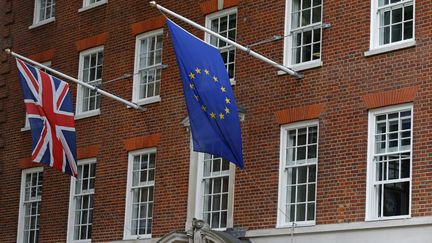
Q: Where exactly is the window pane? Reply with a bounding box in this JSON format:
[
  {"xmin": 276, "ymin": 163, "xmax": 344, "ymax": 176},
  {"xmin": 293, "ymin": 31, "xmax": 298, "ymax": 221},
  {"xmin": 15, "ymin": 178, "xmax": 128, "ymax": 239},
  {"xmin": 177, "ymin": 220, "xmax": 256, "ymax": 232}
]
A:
[{"xmin": 383, "ymin": 182, "xmax": 410, "ymax": 216}]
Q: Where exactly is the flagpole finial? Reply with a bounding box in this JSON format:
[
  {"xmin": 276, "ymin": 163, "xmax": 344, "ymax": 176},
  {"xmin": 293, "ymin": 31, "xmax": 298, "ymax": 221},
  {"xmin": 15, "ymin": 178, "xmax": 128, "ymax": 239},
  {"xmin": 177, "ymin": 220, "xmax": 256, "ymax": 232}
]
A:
[
  {"xmin": 4, "ymin": 48, "xmax": 11, "ymax": 55},
  {"xmin": 149, "ymin": 1, "xmax": 157, "ymax": 7}
]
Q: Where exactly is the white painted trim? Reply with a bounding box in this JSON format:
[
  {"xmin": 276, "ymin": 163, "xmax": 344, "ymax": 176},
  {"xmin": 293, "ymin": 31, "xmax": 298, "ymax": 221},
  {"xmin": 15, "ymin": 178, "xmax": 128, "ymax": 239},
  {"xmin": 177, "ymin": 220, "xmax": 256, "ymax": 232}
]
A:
[
  {"xmin": 76, "ymin": 46, "xmax": 104, "ymax": 117},
  {"xmin": 365, "ymin": 103, "xmax": 413, "ymax": 221},
  {"xmin": 277, "ymin": 120, "xmax": 319, "ymax": 228},
  {"xmin": 193, "ymin": 152, "xmax": 235, "ymax": 230},
  {"xmin": 29, "ymin": 17, "xmax": 55, "ymax": 29},
  {"xmin": 204, "ymin": 7, "xmax": 238, "ymax": 85},
  {"xmin": 74, "ymin": 109, "xmax": 101, "ymax": 120},
  {"xmin": 368, "ymin": 0, "xmax": 415, "ymax": 53},
  {"xmin": 67, "ymin": 158, "xmax": 97, "ymax": 243},
  {"xmin": 123, "ymin": 148, "xmax": 157, "ymax": 240},
  {"xmin": 132, "ymin": 29, "xmax": 164, "ymax": 105},
  {"xmin": 247, "ymin": 216, "xmax": 432, "ymax": 238},
  {"xmin": 79, "ymin": 0, "xmax": 108, "ymax": 13},
  {"xmin": 283, "ymin": 0, "xmax": 323, "ymax": 69},
  {"xmin": 17, "ymin": 167, "xmax": 44, "ymax": 243},
  {"xmin": 364, "ymin": 40, "xmax": 416, "ymax": 57}
]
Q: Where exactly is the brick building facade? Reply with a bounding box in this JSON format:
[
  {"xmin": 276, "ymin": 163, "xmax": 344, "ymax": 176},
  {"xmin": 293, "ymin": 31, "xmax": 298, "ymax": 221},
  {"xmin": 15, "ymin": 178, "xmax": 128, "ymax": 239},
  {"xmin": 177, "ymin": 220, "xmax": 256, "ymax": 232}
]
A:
[{"xmin": 1, "ymin": 0, "xmax": 432, "ymax": 242}]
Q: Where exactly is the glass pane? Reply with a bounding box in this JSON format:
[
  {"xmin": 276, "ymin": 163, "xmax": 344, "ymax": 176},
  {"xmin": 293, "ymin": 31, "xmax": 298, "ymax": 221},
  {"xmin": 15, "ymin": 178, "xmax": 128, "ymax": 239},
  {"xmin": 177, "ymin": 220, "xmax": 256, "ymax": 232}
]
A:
[
  {"xmin": 308, "ymin": 183, "xmax": 316, "ymax": 201},
  {"xmin": 391, "ymin": 23, "xmax": 403, "ymax": 42},
  {"xmin": 296, "ymin": 204, "xmax": 306, "ymax": 221},
  {"xmin": 291, "ymin": 12, "xmax": 300, "ymax": 29},
  {"xmin": 307, "ymin": 203, "xmax": 315, "ymax": 220},
  {"xmin": 297, "ymin": 185, "xmax": 306, "ymax": 202},
  {"xmin": 302, "ymin": 45, "xmax": 312, "ymax": 62},
  {"xmin": 301, "ymin": 9, "xmax": 311, "ymax": 26},
  {"xmin": 404, "ymin": 5, "xmax": 413, "ymax": 20},
  {"xmin": 312, "ymin": 6, "xmax": 321, "ymax": 23},
  {"xmin": 297, "ymin": 147, "xmax": 306, "ymax": 161},
  {"xmin": 404, "ymin": 21, "xmax": 413, "ymax": 40},
  {"xmin": 298, "ymin": 167, "xmax": 307, "ymax": 183},
  {"xmin": 383, "ymin": 182, "xmax": 410, "ymax": 216},
  {"xmin": 303, "ymin": 0, "xmax": 311, "ymax": 9},
  {"xmin": 308, "ymin": 165, "xmax": 316, "ymax": 182},
  {"xmin": 307, "ymin": 145, "xmax": 317, "ymax": 160},
  {"xmin": 401, "ymin": 157, "xmax": 410, "ymax": 178},
  {"xmin": 392, "ymin": 8, "xmax": 403, "ymax": 24}
]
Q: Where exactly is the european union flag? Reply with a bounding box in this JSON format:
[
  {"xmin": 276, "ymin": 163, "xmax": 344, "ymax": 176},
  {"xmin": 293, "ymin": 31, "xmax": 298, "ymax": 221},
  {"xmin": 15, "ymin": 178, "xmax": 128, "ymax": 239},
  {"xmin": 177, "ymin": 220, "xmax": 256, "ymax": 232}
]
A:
[{"xmin": 167, "ymin": 19, "xmax": 244, "ymax": 169}]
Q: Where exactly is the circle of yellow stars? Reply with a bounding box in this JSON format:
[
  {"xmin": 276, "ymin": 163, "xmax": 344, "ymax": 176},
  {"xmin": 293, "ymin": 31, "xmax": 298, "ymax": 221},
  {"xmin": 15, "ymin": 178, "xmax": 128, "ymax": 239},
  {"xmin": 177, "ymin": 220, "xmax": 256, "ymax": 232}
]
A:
[{"xmin": 188, "ymin": 67, "xmax": 232, "ymax": 120}]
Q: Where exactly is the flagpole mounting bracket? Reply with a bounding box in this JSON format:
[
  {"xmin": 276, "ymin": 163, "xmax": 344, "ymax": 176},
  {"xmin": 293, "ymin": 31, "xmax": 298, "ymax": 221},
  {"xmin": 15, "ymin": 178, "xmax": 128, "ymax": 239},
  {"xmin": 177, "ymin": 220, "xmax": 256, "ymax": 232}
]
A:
[
  {"xmin": 4, "ymin": 48, "xmax": 11, "ymax": 55},
  {"xmin": 149, "ymin": 1, "xmax": 157, "ymax": 8}
]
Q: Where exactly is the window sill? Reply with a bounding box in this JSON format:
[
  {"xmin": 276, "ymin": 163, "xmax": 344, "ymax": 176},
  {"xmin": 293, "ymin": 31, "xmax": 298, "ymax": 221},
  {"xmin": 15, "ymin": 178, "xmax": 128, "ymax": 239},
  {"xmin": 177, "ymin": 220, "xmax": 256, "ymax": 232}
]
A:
[
  {"xmin": 277, "ymin": 221, "xmax": 316, "ymax": 228},
  {"xmin": 364, "ymin": 40, "xmax": 416, "ymax": 57},
  {"xmin": 29, "ymin": 17, "xmax": 55, "ymax": 29},
  {"xmin": 123, "ymin": 234, "xmax": 152, "ymax": 241},
  {"xmin": 78, "ymin": 0, "xmax": 108, "ymax": 13},
  {"xmin": 131, "ymin": 96, "xmax": 161, "ymax": 107},
  {"xmin": 21, "ymin": 127, "xmax": 30, "ymax": 132},
  {"xmin": 75, "ymin": 109, "xmax": 101, "ymax": 120},
  {"xmin": 365, "ymin": 215, "xmax": 411, "ymax": 222},
  {"xmin": 277, "ymin": 60, "xmax": 322, "ymax": 75}
]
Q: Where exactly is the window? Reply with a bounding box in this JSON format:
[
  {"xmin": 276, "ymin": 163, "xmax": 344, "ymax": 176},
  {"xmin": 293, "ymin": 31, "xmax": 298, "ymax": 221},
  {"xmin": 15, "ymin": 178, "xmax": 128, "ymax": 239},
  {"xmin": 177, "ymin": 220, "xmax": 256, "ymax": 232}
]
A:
[
  {"xmin": 205, "ymin": 8, "xmax": 237, "ymax": 83},
  {"xmin": 124, "ymin": 149, "xmax": 156, "ymax": 239},
  {"xmin": 284, "ymin": 0, "xmax": 323, "ymax": 70},
  {"xmin": 22, "ymin": 61, "xmax": 52, "ymax": 131},
  {"xmin": 76, "ymin": 47, "xmax": 103, "ymax": 118},
  {"xmin": 17, "ymin": 167, "xmax": 44, "ymax": 243},
  {"xmin": 367, "ymin": 0, "xmax": 415, "ymax": 55},
  {"xmin": 32, "ymin": 0, "xmax": 55, "ymax": 25},
  {"xmin": 67, "ymin": 159, "xmax": 96, "ymax": 243},
  {"xmin": 195, "ymin": 153, "xmax": 235, "ymax": 230},
  {"xmin": 366, "ymin": 104, "xmax": 412, "ymax": 220},
  {"xmin": 133, "ymin": 30, "xmax": 163, "ymax": 105},
  {"xmin": 278, "ymin": 121, "xmax": 318, "ymax": 227},
  {"xmin": 80, "ymin": 0, "xmax": 107, "ymax": 12}
]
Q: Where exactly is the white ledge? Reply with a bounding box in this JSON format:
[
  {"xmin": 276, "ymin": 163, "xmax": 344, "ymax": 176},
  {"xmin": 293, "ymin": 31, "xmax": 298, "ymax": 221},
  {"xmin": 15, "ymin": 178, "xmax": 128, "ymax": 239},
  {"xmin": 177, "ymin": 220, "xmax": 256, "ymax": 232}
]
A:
[
  {"xmin": 74, "ymin": 109, "xmax": 101, "ymax": 120},
  {"xmin": 246, "ymin": 216, "xmax": 432, "ymax": 238},
  {"xmin": 277, "ymin": 60, "xmax": 322, "ymax": 75},
  {"xmin": 364, "ymin": 40, "xmax": 416, "ymax": 57},
  {"xmin": 78, "ymin": 0, "xmax": 108, "ymax": 13},
  {"xmin": 29, "ymin": 17, "xmax": 55, "ymax": 30},
  {"xmin": 129, "ymin": 96, "xmax": 161, "ymax": 108},
  {"xmin": 21, "ymin": 127, "xmax": 30, "ymax": 132}
]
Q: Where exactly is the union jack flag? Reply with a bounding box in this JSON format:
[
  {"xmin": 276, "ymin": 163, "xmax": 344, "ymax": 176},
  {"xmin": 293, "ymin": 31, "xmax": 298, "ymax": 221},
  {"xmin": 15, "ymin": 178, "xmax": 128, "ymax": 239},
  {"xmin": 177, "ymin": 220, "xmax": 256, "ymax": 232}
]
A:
[{"xmin": 16, "ymin": 59, "xmax": 78, "ymax": 177}]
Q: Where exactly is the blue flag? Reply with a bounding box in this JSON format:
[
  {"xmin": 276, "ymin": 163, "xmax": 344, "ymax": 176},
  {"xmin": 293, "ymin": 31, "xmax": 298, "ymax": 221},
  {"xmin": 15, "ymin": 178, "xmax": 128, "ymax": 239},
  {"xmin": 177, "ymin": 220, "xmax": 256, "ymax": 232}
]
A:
[{"xmin": 167, "ymin": 19, "xmax": 244, "ymax": 169}]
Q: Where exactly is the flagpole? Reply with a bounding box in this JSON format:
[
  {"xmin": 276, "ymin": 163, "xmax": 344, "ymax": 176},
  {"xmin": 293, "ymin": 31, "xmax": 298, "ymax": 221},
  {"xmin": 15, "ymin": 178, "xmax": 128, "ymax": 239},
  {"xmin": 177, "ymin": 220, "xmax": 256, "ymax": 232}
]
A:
[
  {"xmin": 4, "ymin": 49, "xmax": 145, "ymax": 111},
  {"xmin": 149, "ymin": 1, "xmax": 304, "ymax": 79}
]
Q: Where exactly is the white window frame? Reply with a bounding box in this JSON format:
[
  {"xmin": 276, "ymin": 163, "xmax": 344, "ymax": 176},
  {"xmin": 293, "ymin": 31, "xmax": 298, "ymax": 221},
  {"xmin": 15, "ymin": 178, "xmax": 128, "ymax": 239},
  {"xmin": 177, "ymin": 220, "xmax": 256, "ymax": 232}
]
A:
[
  {"xmin": 366, "ymin": 0, "xmax": 416, "ymax": 56},
  {"xmin": 193, "ymin": 153, "xmax": 235, "ymax": 230},
  {"xmin": 30, "ymin": 0, "xmax": 56, "ymax": 29},
  {"xmin": 366, "ymin": 103, "xmax": 413, "ymax": 221},
  {"xmin": 277, "ymin": 120, "xmax": 319, "ymax": 228},
  {"xmin": 67, "ymin": 158, "xmax": 97, "ymax": 243},
  {"xmin": 124, "ymin": 148, "xmax": 156, "ymax": 240},
  {"xmin": 17, "ymin": 167, "xmax": 44, "ymax": 243},
  {"xmin": 79, "ymin": 0, "xmax": 108, "ymax": 13},
  {"xmin": 75, "ymin": 46, "xmax": 104, "ymax": 120},
  {"xmin": 132, "ymin": 29, "xmax": 164, "ymax": 106},
  {"xmin": 283, "ymin": 0, "xmax": 323, "ymax": 71},
  {"xmin": 205, "ymin": 8, "xmax": 238, "ymax": 85}
]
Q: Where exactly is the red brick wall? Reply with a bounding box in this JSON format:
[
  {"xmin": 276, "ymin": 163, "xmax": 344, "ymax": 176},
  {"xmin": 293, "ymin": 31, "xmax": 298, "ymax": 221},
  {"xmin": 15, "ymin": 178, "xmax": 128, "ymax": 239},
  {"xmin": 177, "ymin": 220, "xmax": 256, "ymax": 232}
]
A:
[{"xmin": 1, "ymin": 0, "xmax": 432, "ymax": 242}]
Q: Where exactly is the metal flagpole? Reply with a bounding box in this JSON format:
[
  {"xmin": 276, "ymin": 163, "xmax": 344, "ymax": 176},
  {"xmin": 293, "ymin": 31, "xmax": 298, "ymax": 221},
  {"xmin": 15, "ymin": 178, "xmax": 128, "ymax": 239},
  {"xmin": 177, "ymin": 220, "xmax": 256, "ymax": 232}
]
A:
[
  {"xmin": 149, "ymin": 1, "xmax": 304, "ymax": 79},
  {"xmin": 4, "ymin": 49, "xmax": 145, "ymax": 111}
]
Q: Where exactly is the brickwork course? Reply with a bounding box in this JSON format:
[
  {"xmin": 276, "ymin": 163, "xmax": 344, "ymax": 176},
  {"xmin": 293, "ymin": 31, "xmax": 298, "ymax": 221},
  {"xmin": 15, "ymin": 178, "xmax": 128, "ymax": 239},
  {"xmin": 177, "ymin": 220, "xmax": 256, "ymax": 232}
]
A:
[{"xmin": 1, "ymin": 0, "xmax": 432, "ymax": 242}]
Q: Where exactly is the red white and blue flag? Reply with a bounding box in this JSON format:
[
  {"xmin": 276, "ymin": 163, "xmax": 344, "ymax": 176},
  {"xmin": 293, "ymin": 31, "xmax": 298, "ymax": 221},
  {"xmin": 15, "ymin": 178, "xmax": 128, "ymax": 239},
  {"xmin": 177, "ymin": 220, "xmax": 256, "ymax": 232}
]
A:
[{"xmin": 16, "ymin": 59, "xmax": 78, "ymax": 177}]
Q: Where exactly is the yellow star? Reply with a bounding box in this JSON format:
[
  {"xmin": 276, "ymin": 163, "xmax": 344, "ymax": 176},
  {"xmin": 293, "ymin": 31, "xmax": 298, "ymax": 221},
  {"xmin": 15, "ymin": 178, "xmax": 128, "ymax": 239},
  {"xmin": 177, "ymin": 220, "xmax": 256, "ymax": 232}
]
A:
[
  {"xmin": 201, "ymin": 105, "xmax": 206, "ymax": 112},
  {"xmin": 204, "ymin": 69, "xmax": 210, "ymax": 75},
  {"xmin": 195, "ymin": 68, "xmax": 201, "ymax": 74},
  {"xmin": 219, "ymin": 113, "xmax": 225, "ymax": 119},
  {"xmin": 210, "ymin": 112, "xmax": 216, "ymax": 119},
  {"xmin": 189, "ymin": 83, "xmax": 194, "ymax": 89},
  {"xmin": 225, "ymin": 97, "xmax": 231, "ymax": 104},
  {"xmin": 225, "ymin": 107, "xmax": 230, "ymax": 114},
  {"xmin": 221, "ymin": 86, "xmax": 226, "ymax": 92},
  {"xmin": 195, "ymin": 95, "xmax": 199, "ymax": 101},
  {"xmin": 213, "ymin": 76, "xmax": 218, "ymax": 82},
  {"xmin": 189, "ymin": 72, "xmax": 195, "ymax": 79}
]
